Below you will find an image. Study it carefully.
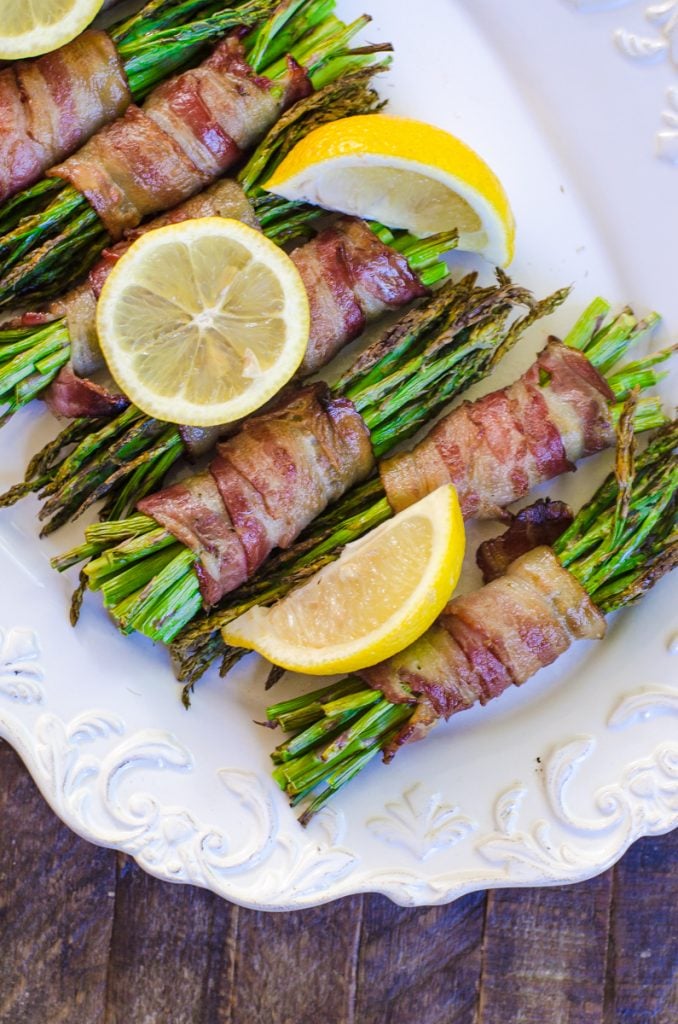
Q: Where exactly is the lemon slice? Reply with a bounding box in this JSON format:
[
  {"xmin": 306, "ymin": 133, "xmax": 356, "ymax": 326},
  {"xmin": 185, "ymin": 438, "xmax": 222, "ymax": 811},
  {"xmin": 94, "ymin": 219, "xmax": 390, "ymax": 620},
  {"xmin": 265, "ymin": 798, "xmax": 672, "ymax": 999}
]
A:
[
  {"xmin": 0, "ymin": 0, "xmax": 104, "ymax": 60},
  {"xmin": 223, "ymin": 485, "xmax": 465, "ymax": 675},
  {"xmin": 264, "ymin": 114, "xmax": 515, "ymax": 267},
  {"xmin": 96, "ymin": 218, "xmax": 310, "ymax": 427}
]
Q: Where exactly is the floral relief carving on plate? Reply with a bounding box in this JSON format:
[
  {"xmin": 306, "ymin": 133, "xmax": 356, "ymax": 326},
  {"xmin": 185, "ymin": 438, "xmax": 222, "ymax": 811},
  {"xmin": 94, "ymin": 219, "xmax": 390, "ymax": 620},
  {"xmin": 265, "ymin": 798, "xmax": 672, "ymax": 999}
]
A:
[
  {"xmin": 0, "ymin": 669, "xmax": 359, "ymax": 905},
  {"xmin": 367, "ymin": 783, "xmax": 476, "ymax": 861},
  {"xmin": 607, "ymin": 684, "xmax": 678, "ymax": 728},
  {"xmin": 260, "ymin": 806, "xmax": 358, "ymax": 903},
  {"xmin": 544, "ymin": 733, "xmax": 678, "ymax": 836},
  {"xmin": 567, "ymin": 0, "xmax": 678, "ymax": 162},
  {"xmin": 475, "ymin": 781, "xmax": 593, "ymax": 879},
  {"xmin": 0, "ymin": 678, "xmax": 278, "ymax": 883}
]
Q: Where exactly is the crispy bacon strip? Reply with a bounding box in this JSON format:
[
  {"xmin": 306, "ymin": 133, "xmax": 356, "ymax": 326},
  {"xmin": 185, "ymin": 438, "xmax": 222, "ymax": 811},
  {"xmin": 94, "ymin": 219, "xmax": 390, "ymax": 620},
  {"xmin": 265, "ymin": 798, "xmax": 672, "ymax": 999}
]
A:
[
  {"xmin": 360, "ymin": 546, "xmax": 606, "ymax": 755},
  {"xmin": 40, "ymin": 180, "xmax": 258, "ymax": 416},
  {"xmin": 0, "ymin": 31, "xmax": 130, "ymax": 204},
  {"xmin": 380, "ymin": 338, "xmax": 616, "ymax": 519},
  {"xmin": 49, "ymin": 38, "xmax": 310, "ymax": 239},
  {"xmin": 138, "ymin": 385, "xmax": 375, "ymax": 604},
  {"xmin": 50, "ymin": 104, "xmax": 207, "ymax": 239},
  {"xmin": 43, "ymin": 366, "xmax": 127, "ymax": 419},
  {"xmin": 84, "ymin": 177, "xmax": 260, "ymax": 299},
  {"xmin": 291, "ymin": 218, "xmax": 428, "ymax": 374},
  {"xmin": 213, "ymin": 385, "xmax": 374, "ymax": 564},
  {"xmin": 476, "ymin": 499, "xmax": 573, "ymax": 582},
  {"xmin": 138, "ymin": 472, "xmax": 249, "ymax": 607}
]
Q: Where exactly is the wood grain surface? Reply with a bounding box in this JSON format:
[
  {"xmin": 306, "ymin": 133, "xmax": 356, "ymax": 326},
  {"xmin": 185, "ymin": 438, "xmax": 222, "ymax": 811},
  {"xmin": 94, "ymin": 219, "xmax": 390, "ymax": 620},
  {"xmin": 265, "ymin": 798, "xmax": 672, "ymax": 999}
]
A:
[{"xmin": 1, "ymin": 739, "xmax": 676, "ymax": 1024}]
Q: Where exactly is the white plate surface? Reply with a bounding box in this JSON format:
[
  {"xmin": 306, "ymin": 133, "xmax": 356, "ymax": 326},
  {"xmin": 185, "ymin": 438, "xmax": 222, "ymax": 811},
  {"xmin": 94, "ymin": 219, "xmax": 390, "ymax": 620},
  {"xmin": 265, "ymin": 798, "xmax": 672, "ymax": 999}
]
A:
[{"xmin": 0, "ymin": 0, "xmax": 676, "ymax": 909}]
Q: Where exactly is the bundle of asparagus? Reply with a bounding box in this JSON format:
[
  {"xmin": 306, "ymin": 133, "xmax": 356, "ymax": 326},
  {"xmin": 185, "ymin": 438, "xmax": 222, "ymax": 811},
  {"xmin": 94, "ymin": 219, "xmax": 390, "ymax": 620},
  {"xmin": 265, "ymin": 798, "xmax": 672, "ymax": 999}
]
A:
[
  {"xmin": 167, "ymin": 300, "xmax": 672, "ymax": 690},
  {"xmin": 54, "ymin": 275, "xmax": 555, "ymax": 642},
  {"xmin": 0, "ymin": 0, "xmax": 277, "ymax": 222},
  {"xmin": 0, "ymin": 0, "xmax": 390, "ymax": 308},
  {"xmin": 266, "ymin": 413, "xmax": 678, "ymax": 823}
]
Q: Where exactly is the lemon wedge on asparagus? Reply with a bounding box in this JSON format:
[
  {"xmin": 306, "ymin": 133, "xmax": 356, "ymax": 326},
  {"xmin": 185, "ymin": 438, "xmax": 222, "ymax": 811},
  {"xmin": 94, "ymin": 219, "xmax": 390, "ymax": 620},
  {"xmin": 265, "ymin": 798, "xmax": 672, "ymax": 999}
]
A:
[
  {"xmin": 96, "ymin": 218, "xmax": 310, "ymax": 427},
  {"xmin": 223, "ymin": 485, "xmax": 466, "ymax": 676},
  {"xmin": 0, "ymin": 0, "xmax": 104, "ymax": 59},
  {"xmin": 264, "ymin": 114, "xmax": 515, "ymax": 267}
]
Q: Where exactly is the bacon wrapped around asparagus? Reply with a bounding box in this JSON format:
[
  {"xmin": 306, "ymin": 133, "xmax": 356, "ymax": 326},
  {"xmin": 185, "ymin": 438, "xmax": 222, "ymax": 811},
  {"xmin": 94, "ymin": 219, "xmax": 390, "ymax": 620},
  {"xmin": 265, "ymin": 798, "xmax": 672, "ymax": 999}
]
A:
[
  {"xmin": 139, "ymin": 334, "xmax": 616, "ymax": 609},
  {"xmin": 0, "ymin": 1, "xmax": 390, "ymax": 308},
  {"xmin": 54, "ymin": 274, "xmax": 554, "ymax": 640},
  {"xmin": 164, "ymin": 299, "xmax": 670, "ymax": 688},
  {"xmin": 361, "ymin": 546, "xmax": 606, "ymax": 749},
  {"xmin": 143, "ymin": 384, "xmax": 376, "ymax": 605},
  {"xmin": 0, "ymin": 31, "xmax": 129, "ymax": 206},
  {"xmin": 267, "ymin": 416, "xmax": 678, "ymax": 821},
  {"xmin": 0, "ymin": 0, "xmax": 277, "ymax": 218},
  {"xmin": 48, "ymin": 37, "xmax": 310, "ymax": 241},
  {"xmin": 379, "ymin": 336, "xmax": 615, "ymax": 518}
]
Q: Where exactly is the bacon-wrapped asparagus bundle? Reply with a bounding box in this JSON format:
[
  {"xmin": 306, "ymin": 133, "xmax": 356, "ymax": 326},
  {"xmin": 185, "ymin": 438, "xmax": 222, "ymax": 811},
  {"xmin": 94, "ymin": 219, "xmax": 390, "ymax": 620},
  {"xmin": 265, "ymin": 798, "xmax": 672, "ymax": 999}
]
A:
[
  {"xmin": 267, "ymin": 416, "xmax": 678, "ymax": 822},
  {"xmin": 0, "ymin": 0, "xmax": 278, "ymax": 217},
  {"xmin": 54, "ymin": 275, "xmax": 555, "ymax": 640},
  {"xmin": 378, "ymin": 337, "xmax": 617, "ymax": 518},
  {"xmin": 167, "ymin": 300, "xmax": 671, "ymax": 688},
  {"xmin": 0, "ymin": 1, "xmax": 390, "ymax": 309}
]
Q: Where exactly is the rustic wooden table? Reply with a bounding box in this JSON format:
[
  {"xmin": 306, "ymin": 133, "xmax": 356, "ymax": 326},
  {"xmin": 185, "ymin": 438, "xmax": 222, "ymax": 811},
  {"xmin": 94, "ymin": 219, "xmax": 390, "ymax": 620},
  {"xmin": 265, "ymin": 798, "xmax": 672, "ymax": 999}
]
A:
[{"xmin": 1, "ymin": 739, "xmax": 675, "ymax": 1023}]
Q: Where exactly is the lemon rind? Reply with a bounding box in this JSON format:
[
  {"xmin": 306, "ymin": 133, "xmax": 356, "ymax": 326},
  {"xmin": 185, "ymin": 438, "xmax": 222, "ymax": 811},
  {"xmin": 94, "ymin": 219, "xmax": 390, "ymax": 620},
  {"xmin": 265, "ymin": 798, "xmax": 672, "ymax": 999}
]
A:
[{"xmin": 265, "ymin": 115, "xmax": 515, "ymax": 267}]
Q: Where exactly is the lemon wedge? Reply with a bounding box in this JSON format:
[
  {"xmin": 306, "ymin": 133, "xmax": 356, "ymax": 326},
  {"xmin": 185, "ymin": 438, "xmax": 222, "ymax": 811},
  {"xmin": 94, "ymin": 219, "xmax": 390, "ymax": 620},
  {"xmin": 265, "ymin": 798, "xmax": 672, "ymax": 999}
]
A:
[
  {"xmin": 0, "ymin": 0, "xmax": 104, "ymax": 60},
  {"xmin": 264, "ymin": 114, "xmax": 516, "ymax": 267},
  {"xmin": 96, "ymin": 218, "xmax": 310, "ymax": 427},
  {"xmin": 223, "ymin": 485, "xmax": 465, "ymax": 676}
]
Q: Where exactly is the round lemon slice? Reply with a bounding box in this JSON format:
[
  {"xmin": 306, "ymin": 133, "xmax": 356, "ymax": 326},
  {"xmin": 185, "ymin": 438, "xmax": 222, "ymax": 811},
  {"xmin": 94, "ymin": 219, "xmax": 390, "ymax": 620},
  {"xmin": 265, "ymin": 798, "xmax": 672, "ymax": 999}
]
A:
[
  {"xmin": 223, "ymin": 485, "xmax": 466, "ymax": 676},
  {"xmin": 96, "ymin": 218, "xmax": 310, "ymax": 427},
  {"xmin": 0, "ymin": 0, "xmax": 104, "ymax": 60},
  {"xmin": 264, "ymin": 114, "xmax": 515, "ymax": 267}
]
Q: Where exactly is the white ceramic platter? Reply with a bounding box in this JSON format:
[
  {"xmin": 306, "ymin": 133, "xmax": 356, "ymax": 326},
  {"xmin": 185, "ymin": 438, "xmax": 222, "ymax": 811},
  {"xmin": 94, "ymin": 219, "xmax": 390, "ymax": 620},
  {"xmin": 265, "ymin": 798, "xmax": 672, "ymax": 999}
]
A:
[{"xmin": 0, "ymin": 0, "xmax": 676, "ymax": 909}]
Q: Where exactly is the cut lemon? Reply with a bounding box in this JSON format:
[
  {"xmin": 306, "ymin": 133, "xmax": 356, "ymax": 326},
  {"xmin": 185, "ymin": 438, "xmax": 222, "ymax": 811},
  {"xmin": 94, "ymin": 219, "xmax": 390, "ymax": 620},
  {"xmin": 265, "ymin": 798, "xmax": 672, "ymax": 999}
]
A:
[
  {"xmin": 0, "ymin": 0, "xmax": 104, "ymax": 60},
  {"xmin": 264, "ymin": 114, "xmax": 515, "ymax": 267},
  {"xmin": 223, "ymin": 485, "xmax": 465, "ymax": 676},
  {"xmin": 96, "ymin": 218, "xmax": 310, "ymax": 427}
]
